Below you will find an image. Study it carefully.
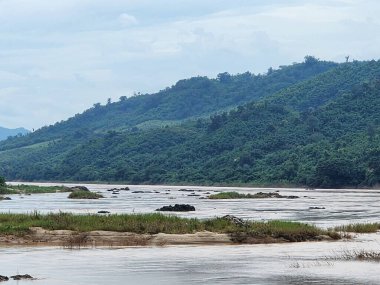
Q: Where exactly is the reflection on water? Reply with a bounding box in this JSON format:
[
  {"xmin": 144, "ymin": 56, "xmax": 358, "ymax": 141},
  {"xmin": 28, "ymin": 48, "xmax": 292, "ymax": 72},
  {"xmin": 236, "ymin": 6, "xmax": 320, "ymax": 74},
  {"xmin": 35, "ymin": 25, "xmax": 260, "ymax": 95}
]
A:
[{"xmin": 1, "ymin": 183, "xmax": 380, "ymax": 284}]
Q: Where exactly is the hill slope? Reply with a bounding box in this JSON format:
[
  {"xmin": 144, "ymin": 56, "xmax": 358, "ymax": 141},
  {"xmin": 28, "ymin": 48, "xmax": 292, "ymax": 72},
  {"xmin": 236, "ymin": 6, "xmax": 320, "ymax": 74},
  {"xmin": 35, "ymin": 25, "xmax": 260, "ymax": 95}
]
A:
[
  {"xmin": 0, "ymin": 59, "xmax": 336, "ymax": 151},
  {"xmin": 1, "ymin": 59, "xmax": 380, "ymax": 188}
]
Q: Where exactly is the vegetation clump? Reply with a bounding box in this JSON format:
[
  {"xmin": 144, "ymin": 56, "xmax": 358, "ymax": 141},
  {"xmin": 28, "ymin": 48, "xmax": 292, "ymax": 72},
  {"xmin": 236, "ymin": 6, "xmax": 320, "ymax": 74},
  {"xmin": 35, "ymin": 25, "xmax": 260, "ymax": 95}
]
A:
[
  {"xmin": 208, "ymin": 191, "xmax": 299, "ymax": 199},
  {"xmin": 0, "ymin": 178, "xmax": 70, "ymax": 195},
  {"xmin": 334, "ymin": 223, "xmax": 380, "ymax": 233},
  {"xmin": 0, "ymin": 212, "xmax": 340, "ymax": 243},
  {"xmin": 68, "ymin": 191, "xmax": 104, "ymax": 199},
  {"xmin": 11, "ymin": 184, "xmax": 70, "ymax": 194}
]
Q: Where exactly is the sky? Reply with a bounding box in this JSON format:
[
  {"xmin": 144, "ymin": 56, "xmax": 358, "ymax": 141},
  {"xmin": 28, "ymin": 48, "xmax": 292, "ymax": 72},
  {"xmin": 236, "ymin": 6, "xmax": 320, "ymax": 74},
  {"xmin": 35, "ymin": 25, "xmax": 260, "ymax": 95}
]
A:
[{"xmin": 1, "ymin": 0, "xmax": 380, "ymax": 129}]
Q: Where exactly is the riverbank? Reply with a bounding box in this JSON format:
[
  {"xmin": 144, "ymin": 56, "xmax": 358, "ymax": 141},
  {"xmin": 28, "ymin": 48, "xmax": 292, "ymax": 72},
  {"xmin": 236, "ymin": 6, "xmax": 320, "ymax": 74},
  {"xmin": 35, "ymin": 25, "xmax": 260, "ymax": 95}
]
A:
[
  {"xmin": 7, "ymin": 180, "xmax": 380, "ymax": 190},
  {"xmin": 0, "ymin": 227, "xmax": 338, "ymax": 247},
  {"xmin": 0, "ymin": 213, "xmax": 340, "ymax": 247},
  {"xmin": 0, "ymin": 184, "xmax": 70, "ymax": 195}
]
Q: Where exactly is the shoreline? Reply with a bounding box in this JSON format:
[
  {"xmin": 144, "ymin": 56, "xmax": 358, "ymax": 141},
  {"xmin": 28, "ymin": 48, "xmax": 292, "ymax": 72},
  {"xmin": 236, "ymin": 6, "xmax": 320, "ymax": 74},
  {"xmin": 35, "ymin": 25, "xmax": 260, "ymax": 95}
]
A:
[
  {"xmin": 7, "ymin": 181, "xmax": 380, "ymax": 191},
  {"xmin": 0, "ymin": 227, "xmax": 336, "ymax": 247}
]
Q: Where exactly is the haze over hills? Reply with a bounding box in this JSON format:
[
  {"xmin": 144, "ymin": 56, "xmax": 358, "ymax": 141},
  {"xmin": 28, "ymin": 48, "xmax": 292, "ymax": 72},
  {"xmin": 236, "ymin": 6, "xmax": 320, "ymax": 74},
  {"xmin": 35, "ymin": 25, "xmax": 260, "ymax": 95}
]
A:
[
  {"xmin": 0, "ymin": 57, "xmax": 379, "ymax": 188},
  {"xmin": 0, "ymin": 127, "xmax": 29, "ymax": 141}
]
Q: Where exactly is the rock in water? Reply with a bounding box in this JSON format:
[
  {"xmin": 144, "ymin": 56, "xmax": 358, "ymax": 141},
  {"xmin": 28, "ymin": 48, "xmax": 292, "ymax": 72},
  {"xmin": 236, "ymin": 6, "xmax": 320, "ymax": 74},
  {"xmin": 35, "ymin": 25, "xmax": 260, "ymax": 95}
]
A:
[
  {"xmin": 286, "ymin": 195, "xmax": 300, "ymax": 199},
  {"xmin": 156, "ymin": 204, "xmax": 195, "ymax": 212},
  {"xmin": 70, "ymin": 186, "xmax": 90, "ymax": 192},
  {"xmin": 0, "ymin": 197, "xmax": 11, "ymax": 201},
  {"xmin": 0, "ymin": 275, "xmax": 9, "ymax": 282},
  {"xmin": 11, "ymin": 274, "xmax": 34, "ymax": 280}
]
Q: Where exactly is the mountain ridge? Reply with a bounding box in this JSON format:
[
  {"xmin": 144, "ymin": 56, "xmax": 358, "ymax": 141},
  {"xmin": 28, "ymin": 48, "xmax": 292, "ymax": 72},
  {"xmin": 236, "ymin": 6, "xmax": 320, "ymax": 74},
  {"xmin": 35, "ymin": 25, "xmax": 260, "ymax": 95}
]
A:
[
  {"xmin": 0, "ymin": 58, "xmax": 336, "ymax": 151},
  {"xmin": 1, "ymin": 58, "xmax": 379, "ymax": 188},
  {"xmin": 0, "ymin": 127, "xmax": 29, "ymax": 141}
]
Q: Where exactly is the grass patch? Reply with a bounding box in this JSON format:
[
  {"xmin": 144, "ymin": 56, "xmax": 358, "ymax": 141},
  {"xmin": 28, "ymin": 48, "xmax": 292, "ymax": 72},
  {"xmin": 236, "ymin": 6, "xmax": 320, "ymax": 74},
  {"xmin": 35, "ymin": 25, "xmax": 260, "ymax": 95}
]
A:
[
  {"xmin": 209, "ymin": 192, "xmax": 248, "ymax": 199},
  {"xmin": 334, "ymin": 223, "xmax": 380, "ymax": 233},
  {"xmin": 68, "ymin": 191, "xmax": 104, "ymax": 199},
  {"xmin": 0, "ymin": 212, "xmax": 340, "ymax": 242},
  {"xmin": 0, "ymin": 184, "xmax": 70, "ymax": 195},
  {"xmin": 0, "ymin": 187, "xmax": 17, "ymax": 195},
  {"xmin": 208, "ymin": 191, "xmax": 298, "ymax": 199}
]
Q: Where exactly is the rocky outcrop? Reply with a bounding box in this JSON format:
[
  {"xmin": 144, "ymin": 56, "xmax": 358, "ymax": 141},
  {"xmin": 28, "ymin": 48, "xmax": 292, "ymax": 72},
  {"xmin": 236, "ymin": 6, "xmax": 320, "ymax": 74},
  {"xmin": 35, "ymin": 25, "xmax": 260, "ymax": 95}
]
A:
[
  {"xmin": 156, "ymin": 204, "xmax": 195, "ymax": 212},
  {"xmin": 0, "ymin": 274, "xmax": 35, "ymax": 281},
  {"xmin": 107, "ymin": 187, "xmax": 130, "ymax": 192},
  {"xmin": 11, "ymin": 274, "xmax": 34, "ymax": 280},
  {"xmin": 0, "ymin": 197, "xmax": 11, "ymax": 201},
  {"xmin": 70, "ymin": 186, "xmax": 90, "ymax": 192},
  {"xmin": 222, "ymin": 215, "xmax": 246, "ymax": 226}
]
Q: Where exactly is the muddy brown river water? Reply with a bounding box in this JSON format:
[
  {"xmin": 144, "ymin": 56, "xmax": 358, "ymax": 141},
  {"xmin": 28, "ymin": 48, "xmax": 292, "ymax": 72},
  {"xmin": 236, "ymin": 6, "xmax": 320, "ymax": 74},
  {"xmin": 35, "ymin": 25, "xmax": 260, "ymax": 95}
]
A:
[{"xmin": 1, "ymin": 183, "xmax": 380, "ymax": 284}]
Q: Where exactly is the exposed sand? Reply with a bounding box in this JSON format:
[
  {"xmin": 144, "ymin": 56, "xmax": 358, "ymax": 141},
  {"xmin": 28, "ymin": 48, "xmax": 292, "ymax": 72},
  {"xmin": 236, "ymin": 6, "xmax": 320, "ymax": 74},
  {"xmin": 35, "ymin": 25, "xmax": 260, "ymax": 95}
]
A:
[
  {"xmin": 0, "ymin": 227, "xmax": 336, "ymax": 247},
  {"xmin": 0, "ymin": 227, "xmax": 233, "ymax": 247}
]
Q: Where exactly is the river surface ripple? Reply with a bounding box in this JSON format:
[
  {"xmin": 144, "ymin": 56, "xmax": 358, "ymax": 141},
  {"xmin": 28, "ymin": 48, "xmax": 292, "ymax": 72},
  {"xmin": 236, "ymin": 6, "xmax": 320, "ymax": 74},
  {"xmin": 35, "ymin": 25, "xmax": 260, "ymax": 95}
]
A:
[{"xmin": 1, "ymin": 183, "xmax": 380, "ymax": 284}]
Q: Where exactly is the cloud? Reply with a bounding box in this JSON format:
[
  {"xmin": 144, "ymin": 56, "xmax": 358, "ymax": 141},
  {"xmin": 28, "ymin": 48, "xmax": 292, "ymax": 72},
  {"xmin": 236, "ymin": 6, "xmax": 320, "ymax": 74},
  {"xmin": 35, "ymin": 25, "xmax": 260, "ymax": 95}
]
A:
[{"xmin": 0, "ymin": 0, "xmax": 380, "ymax": 129}]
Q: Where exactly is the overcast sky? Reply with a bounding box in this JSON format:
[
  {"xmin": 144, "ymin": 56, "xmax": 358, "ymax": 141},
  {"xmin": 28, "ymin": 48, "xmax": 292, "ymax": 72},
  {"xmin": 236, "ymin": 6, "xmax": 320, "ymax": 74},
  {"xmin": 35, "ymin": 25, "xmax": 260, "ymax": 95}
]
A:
[{"xmin": 1, "ymin": 0, "xmax": 380, "ymax": 129}]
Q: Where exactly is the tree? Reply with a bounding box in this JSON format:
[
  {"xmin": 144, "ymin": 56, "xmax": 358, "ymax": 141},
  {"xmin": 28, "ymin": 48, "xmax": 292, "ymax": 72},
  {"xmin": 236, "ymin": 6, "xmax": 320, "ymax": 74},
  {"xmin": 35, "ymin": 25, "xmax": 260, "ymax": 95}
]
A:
[
  {"xmin": 217, "ymin": 72, "xmax": 232, "ymax": 83},
  {"xmin": 304, "ymin": 55, "xmax": 319, "ymax": 66},
  {"xmin": 0, "ymin": 176, "xmax": 5, "ymax": 187}
]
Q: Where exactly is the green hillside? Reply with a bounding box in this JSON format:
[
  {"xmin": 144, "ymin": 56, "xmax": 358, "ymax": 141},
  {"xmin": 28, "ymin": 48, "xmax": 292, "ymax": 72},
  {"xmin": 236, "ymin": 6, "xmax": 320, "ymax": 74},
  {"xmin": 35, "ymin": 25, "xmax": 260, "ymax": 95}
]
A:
[
  {"xmin": 1, "ymin": 58, "xmax": 380, "ymax": 188},
  {"xmin": 0, "ymin": 58, "xmax": 336, "ymax": 151}
]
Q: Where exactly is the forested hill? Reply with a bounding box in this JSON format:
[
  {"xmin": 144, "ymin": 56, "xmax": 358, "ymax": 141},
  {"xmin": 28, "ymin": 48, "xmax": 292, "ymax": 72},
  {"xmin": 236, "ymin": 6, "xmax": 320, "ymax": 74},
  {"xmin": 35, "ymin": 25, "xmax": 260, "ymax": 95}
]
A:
[
  {"xmin": 0, "ymin": 58, "xmax": 336, "ymax": 151},
  {"xmin": 1, "ymin": 58, "xmax": 380, "ymax": 188},
  {"xmin": 0, "ymin": 127, "xmax": 29, "ymax": 141}
]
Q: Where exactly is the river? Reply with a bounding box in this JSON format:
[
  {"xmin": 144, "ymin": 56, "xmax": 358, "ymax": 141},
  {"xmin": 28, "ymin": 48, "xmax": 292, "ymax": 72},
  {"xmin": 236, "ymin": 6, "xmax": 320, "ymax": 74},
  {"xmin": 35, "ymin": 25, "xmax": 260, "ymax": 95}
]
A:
[{"xmin": 1, "ymin": 183, "xmax": 379, "ymax": 284}]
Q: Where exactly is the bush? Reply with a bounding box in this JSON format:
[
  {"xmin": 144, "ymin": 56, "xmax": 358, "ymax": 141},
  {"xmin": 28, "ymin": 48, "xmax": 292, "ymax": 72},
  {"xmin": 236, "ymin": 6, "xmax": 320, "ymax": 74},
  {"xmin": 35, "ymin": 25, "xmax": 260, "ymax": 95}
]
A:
[{"xmin": 68, "ymin": 191, "xmax": 104, "ymax": 199}]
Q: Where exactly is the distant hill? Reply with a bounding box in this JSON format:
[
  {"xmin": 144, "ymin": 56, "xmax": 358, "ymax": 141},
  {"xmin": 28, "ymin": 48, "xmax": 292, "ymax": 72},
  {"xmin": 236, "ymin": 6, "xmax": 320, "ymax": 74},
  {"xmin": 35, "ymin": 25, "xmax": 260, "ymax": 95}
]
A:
[
  {"xmin": 1, "ymin": 58, "xmax": 380, "ymax": 188},
  {"xmin": 0, "ymin": 127, "xmax": 29, "ymax": 141},
  {"xmin": 0, "ymin": 58, "xmax": 337, "ymax": 151}
]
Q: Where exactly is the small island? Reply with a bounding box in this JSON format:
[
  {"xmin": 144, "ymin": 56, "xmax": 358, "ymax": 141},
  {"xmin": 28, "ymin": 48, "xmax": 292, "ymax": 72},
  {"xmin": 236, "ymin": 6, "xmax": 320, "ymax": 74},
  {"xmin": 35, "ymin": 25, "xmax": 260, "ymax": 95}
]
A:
[
  {"xmin": 68, "ymin": 191, "xmax": 104, "ymax": 199},
  {"xmin": 0, "ymin": 183, "xmax": 71, "ymax": 195},
  {"xmin": 0, "ymin": 179, "xmax": 103, "ymax": 200},
  {"xmin": 0, "ymin": 212, "xmax": 341, "ymax": 246},
  {"xmin": 208, "ymin": 191, "xmax": 299, "ymax": 199}
]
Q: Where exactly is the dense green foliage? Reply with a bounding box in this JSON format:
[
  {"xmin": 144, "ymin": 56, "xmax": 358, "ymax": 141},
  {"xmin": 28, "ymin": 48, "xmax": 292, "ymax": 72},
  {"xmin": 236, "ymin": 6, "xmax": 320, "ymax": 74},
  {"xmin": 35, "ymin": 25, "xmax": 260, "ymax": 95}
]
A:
[
  {"xmin": 0, "ymin": 212, "xmax": 338, "ymax": 242},
  {"xmin": 0, "ymin": 59, "xmax": 380, "ymax": 188},
  {"xmin": 0, "ymin": 59, "xmax": 336, "ymax": 151},
  {"xmin": 67, "ymin": 191, "xmax": 104, "ymax": 199}
]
